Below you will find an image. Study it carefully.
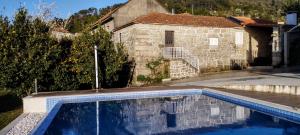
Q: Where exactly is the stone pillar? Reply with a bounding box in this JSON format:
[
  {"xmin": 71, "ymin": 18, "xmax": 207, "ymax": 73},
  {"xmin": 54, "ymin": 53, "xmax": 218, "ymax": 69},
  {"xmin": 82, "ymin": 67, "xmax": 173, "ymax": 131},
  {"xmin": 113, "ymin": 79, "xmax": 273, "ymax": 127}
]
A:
[{"xmin": 272, "ymin": 27, "xmax": 281, "ymax": 66}]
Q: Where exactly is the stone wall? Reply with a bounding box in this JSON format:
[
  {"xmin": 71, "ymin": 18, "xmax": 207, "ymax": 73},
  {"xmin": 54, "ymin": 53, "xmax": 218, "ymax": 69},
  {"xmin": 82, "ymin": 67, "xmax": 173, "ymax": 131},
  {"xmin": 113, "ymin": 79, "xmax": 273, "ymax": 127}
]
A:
[
  {"xmin": 102, "ymin": 20, "xmax": 114, "ymax": 32},
  {"xmin": 114, "ymin": 24, "xmax": 250, "ymax": 80},
  {"xmin": 111, "ymin": 0, "xmax": 168, "ymax": 29},
  {"xmin": 272, "ymin": 27, "xmax": 281, "ymax": 66},
  {"xmin": 170, "ymin": 60, "xmax": 198, "ymax": 79},
  {"xmin": 50, "ymin": 31, "xmax": 75, "ymax": 40}
]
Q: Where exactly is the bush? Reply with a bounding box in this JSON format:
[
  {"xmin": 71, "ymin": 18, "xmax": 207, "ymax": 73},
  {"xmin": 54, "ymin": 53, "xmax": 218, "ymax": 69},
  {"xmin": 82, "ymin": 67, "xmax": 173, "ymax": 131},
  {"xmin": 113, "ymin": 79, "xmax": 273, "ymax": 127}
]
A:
[
  {"xmin": 0, "ymin": 8, "xmax": 63, "ymax": 96},
  {"xmin": 0, "ymin": 91, "xmax": 21, "ymax": 113},
  {"xmin": 137, "ymin": 58, "xmax": 169, "ymax": 85},
  {"xmin": 137, "ymin": 75, "xmax": 147, "ymax": 82}
]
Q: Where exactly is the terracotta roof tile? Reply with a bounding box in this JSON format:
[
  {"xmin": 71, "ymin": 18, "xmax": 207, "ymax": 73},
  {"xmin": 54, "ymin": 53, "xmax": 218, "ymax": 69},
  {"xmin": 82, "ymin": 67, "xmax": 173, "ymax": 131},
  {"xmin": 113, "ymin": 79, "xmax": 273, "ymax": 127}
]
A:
[
  {"xmin": 233, "ymin": 16, "xmax": 277, "ymax": 27},
  {"xmin": 132, "ymin": 13, "xmax": 241, "ymax": 28},
  {"xmin": 52, "ymin": 27, "xmax": 70, "ymax": 33}
]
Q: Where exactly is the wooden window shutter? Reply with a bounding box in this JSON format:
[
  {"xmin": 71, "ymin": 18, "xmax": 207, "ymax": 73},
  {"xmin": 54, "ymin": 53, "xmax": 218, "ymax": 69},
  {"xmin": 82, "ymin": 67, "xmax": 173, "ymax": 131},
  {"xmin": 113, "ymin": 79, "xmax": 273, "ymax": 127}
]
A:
[{"xmin": 165, "ymin": 31, "xmax": 174, "ymax": 47}]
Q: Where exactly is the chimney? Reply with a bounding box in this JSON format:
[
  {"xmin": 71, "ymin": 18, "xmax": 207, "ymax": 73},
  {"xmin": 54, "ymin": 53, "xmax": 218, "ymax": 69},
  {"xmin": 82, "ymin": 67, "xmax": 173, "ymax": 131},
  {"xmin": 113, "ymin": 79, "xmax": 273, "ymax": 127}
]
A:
[{"xmin": 172, "ymin": 8, "xmax": 175, "ymax": 15}]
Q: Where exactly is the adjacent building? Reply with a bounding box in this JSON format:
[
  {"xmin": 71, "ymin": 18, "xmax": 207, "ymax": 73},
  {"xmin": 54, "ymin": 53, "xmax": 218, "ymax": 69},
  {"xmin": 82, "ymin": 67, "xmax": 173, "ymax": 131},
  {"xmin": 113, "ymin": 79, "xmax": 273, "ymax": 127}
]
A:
[
  {"xmin": 91, "ymin": 0, "xmax": 168, "ymax": 32},
  {"xmin": 229, "ymin": 16, "xmax": 279, "ymax": 66}
]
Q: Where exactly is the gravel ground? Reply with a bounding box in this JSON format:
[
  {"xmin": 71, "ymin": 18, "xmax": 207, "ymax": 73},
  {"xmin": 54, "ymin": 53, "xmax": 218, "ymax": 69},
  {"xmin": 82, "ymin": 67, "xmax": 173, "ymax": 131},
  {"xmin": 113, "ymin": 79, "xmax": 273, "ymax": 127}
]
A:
[{"xmin": 6, "ymin": 113, "xmax": 45, "ymax": 135}]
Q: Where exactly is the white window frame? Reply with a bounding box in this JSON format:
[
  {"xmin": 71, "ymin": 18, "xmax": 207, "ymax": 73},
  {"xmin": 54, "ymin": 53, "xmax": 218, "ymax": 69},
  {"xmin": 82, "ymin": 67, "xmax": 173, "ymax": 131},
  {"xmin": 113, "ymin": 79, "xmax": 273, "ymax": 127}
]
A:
[
  {"xmin": 235, "ymin": 32, "xmax": 244, "ymax": 46},
  {"xmin": 209, "ymin": 38, "xmax": 219, "ymax": 49}
]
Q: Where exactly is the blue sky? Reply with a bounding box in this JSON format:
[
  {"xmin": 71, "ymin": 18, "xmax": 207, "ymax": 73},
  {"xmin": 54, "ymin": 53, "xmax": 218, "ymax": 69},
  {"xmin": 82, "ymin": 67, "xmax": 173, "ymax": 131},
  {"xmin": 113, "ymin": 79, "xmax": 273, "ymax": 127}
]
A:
[{"xmin": 0, "ymin": 0, "xmax": 128, "ymax": 19}]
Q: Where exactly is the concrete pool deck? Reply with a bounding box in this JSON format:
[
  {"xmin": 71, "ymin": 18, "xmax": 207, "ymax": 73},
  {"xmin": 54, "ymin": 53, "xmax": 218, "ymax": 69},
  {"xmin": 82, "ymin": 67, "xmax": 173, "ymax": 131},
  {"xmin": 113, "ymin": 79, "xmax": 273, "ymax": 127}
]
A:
[{"xmin": 171, "ymin": 69, "xmax": 300, "ymax": 95}]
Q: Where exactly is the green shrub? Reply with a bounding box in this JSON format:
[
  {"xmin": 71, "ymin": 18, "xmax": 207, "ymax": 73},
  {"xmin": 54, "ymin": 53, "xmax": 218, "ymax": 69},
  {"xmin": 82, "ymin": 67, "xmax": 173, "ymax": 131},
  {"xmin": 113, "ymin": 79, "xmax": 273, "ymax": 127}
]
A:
[
  {"xmin": 0, "ymin": 91, "xmax": 21, "ymax": 113},
  {"xmin": 137, "ymin": 58, "xmax": 169, "ymax": 85},
  {"xmin": 137, "ymin": 75, "xmax": 147, "ymax": 82}
]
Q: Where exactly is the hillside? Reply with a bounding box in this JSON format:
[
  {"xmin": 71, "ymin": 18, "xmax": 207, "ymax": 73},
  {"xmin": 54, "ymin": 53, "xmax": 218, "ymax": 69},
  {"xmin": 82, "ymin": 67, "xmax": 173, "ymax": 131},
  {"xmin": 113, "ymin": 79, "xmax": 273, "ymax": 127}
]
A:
[{"xmin": 157, "ymin": 0, "xmax": 283, "ymax": 20}]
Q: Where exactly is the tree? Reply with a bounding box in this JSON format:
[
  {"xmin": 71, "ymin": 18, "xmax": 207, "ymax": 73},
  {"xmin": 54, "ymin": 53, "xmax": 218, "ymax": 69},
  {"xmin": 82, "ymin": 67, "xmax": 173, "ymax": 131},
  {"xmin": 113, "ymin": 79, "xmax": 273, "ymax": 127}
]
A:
[
  {"xmin": 157, "ymin": 0, "xmax": 282, "ymax": 20},
  {"xmin": 0, "ymin": 8, "xmax": 132, "ymax": 96},
  {"xmin": 0, "ymin": 8, "xmax": 61, "ymax": 96},
  {"xmin": 66, "ymin": 8, "xmax": 100, "ymax": 33},
  {"xmin": 283, "ymin": 0, "xmax": 300, "ymax": 13},
  {"xmin": 67, "ymin": 28, "xmax": 128, "ymax": 88}
]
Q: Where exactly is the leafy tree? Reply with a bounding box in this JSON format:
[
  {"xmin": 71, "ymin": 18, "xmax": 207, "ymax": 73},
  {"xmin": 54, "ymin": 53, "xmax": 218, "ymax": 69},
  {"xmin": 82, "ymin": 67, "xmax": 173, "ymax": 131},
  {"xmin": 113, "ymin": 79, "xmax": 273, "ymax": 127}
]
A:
[
  {"xmin": 67, "ymin": 28, "xmax": 128, "ymax": 88},
  {"xmin": 66, "ymin": 8, "xmax": 100, "ymax": 33},
  {"xmin": 0, "ymin": 8, "xmax": 61, "ymax": 96},
  {"xmin": 157, "ymin": 0, "xmax": 283, "ymax": 20},
  {"xmin": 0, "ymin": 8, "xmax": 132, "ymax": 96},
  {"xmin": 98, "ymin": 3, "xmax": 124, "ymax": 17},
  {"xmin": 282, "ymin": 0, "xmax": 300, "ymax": 20}
]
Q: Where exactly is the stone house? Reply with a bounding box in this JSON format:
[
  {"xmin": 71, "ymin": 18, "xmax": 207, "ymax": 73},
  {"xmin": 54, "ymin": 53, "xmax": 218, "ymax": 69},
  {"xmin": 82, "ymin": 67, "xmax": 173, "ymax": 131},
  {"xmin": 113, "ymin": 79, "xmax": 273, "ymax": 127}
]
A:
[
  {"xmin": 112, "ymin": 13, "xmax": 249, "ymax": 79},
  {"xmin": 50, "ymin": 27, "xmax": 75, "ymax": 40},
  {"xmin": 96, "ymin": 0, "xmax": 279, "ymax": 81}
]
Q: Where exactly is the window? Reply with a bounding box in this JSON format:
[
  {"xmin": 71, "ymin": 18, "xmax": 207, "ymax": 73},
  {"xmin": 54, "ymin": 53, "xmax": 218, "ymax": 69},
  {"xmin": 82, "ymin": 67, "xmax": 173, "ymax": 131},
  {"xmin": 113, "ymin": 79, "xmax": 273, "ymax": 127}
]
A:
[
  {"xmin": 235, "ymin": 32, "xmax": 244, "ymax": 46},
  {"xmin": 209, "ymin": 38, "xmax": 219, "ymax": 48},
  {"xmin": 165, "ymin": 31, "xmax": 174, "ymax": 47}
]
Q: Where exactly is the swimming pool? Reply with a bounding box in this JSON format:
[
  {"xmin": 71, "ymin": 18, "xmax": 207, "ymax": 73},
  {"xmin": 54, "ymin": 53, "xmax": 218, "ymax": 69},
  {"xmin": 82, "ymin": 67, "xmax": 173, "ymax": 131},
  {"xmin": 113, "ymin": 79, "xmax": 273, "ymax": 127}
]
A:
[{"xmin": 32, "ymin": 89, "xmax": 300, "ymax": 135}]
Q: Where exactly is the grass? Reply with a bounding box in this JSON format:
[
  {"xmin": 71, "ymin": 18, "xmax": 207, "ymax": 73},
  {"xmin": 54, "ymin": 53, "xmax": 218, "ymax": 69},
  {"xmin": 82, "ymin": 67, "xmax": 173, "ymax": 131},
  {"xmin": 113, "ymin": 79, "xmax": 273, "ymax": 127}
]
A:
[
  {"xmin": 0, "ymin": 108, "xmax": 22, "ymax": 130},
  {"xmin": 0, "ymin": 90, "xmax": 22, "ymax": 130}
]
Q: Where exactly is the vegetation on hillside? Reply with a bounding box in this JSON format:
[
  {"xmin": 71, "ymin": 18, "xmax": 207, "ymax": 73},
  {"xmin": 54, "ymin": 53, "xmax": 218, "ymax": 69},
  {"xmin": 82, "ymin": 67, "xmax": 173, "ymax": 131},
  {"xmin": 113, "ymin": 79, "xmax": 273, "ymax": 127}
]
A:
[
  {"xmin": 65, "ymin": 4, "xmax": 123, "ymax": 33},
  {"xmin": 157, "ymin": 0, "xmax": 283, "ymax": 20}
]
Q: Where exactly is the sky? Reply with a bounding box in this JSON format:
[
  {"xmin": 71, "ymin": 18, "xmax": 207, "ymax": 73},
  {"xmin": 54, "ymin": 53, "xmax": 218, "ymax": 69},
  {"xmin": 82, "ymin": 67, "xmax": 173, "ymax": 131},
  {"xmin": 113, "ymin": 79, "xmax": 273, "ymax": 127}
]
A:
[{"xmin": 0, "ymin": 0, "xmax": 128, "ymax": 20}]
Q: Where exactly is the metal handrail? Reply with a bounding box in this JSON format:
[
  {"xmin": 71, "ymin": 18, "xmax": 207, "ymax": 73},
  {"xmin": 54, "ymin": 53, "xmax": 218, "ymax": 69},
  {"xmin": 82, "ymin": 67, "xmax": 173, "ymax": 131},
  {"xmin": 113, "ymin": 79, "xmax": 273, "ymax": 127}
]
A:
[{"xmin": 163, "ymin": 47, "xmax": 200, "ymax": 70}]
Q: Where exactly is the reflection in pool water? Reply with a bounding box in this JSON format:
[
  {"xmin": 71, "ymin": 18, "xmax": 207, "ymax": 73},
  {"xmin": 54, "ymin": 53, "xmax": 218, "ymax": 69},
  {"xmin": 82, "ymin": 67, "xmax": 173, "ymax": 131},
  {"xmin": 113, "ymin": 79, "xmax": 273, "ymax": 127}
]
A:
[{"xmin": 45, "ymin": 95, "xmax": 300, "ymax": 135}]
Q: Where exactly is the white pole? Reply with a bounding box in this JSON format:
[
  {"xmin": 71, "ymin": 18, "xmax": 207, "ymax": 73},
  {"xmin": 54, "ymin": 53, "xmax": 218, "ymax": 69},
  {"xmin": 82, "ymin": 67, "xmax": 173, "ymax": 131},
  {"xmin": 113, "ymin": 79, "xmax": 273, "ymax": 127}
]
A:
[
  {"xmin": 96, "ymin": 101, "xmax": 99, "ymax": 135},
  {"xmin": 95, "ymin": 45, "xmax": 100, "ymax": 134},
  {"xmin": 94, "ymin": 45, "xmax": 99, "ymax": 91},
  {"xmin": 34, "ymin": 79, "xmax": 38, "ymax": 94}
]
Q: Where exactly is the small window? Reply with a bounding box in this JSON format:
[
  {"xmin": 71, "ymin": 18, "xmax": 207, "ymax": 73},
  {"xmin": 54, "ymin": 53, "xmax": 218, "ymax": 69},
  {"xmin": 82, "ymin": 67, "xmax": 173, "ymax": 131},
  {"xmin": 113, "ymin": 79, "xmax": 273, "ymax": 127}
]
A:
[
  {"xmin": 209, "ymin": 38, "xmax": 219, "ymax": 48},
  {"xmin": 165, "ymin": 31, "xmax": 174, "ymax": 47},
  {"xmin": 235, "ymin": 32, "xmax": 244, "ymax": 46}
]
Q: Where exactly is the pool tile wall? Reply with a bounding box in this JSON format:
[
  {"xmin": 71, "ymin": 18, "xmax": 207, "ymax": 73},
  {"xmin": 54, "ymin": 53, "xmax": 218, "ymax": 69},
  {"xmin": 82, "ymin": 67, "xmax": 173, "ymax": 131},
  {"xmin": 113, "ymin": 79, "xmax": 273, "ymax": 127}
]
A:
[
  {"xmin": 202, "ymin": 90, "xmax": 300, "ymax": 124},
  {"xmin": 46, "ymin": 89, "xmax": 202, "ymax": 112}
]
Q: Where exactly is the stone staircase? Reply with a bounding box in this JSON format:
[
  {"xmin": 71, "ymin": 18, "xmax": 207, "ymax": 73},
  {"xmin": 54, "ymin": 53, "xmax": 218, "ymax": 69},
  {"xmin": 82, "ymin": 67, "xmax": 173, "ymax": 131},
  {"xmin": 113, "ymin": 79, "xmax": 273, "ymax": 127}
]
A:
[{"xmin": 163, "ymin": 47, "xmax": 200, "ymax": 79}]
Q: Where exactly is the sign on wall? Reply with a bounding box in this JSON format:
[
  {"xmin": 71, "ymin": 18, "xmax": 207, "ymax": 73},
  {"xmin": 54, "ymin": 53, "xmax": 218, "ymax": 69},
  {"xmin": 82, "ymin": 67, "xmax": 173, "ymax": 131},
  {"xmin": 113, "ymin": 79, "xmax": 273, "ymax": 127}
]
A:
[
  {"xmin": 209, "ymin": 38, "xmax": 219, "ymax": 48},
  {"xmin": 235, "ymin": 32, "xmax": 244, "ymax": 46}
]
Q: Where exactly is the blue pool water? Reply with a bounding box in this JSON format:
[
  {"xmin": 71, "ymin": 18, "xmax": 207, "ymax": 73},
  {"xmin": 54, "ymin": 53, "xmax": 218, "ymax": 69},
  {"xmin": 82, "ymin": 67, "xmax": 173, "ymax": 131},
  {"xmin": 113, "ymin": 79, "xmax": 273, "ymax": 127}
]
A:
[{"xmin": 44, "ymin": 95, "xmax": 300, "ymax": 135}]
